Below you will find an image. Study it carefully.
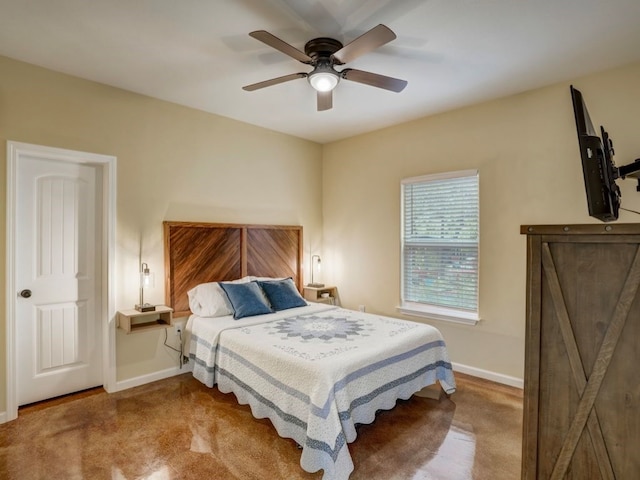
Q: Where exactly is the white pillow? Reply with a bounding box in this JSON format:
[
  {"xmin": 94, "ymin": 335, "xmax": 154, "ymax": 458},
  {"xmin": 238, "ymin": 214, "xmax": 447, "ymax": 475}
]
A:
[{"xmin": 187, "ymin": 276, "xmax": 252, "ymax": 317}]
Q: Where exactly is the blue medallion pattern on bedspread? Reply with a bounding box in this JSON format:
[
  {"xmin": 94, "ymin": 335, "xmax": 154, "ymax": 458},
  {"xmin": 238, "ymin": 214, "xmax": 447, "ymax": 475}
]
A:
[
  {"xmin": 271, "ymin": 313, "xmax": 367, "ymax": 341},
  {"xmin": 187, "ymin": 305, "xmax": 456, "ymax": 480}
]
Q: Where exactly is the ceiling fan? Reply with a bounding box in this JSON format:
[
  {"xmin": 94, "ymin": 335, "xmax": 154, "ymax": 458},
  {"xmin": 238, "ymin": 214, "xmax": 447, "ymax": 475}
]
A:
[{"xmin": 242, "ymin": 24, "xmax": 408, "ymax": 111}]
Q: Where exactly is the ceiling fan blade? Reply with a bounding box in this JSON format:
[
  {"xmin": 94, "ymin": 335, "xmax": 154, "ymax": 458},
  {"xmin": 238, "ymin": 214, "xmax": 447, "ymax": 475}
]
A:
[
  {"xmin": 342, "ymin": 68, "xmax": 407, "ymax": 93},
  {"xmin": 332, "ymin": 24, "xmax": 396, "ymax": 64},
  {"xmin": 242, "ymin": 73, "xmax": 307, "ymax": 91},
  {"xmin": 317, "ymin": 90, "xmax": 333, "ymax": 111},
  {"xmin": 249, "ymin": 30, "xmax": 312, "ymax": 64}
]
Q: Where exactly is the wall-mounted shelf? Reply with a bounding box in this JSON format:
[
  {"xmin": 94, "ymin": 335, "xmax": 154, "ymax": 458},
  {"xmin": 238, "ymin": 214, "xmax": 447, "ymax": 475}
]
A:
[
  {"xmin": 303, "ymin": 286, "xmax": 340, "ymax": 306},
  {"xmin": 117, "ymin": 305, "xmax": 173, "ymax": 334}
]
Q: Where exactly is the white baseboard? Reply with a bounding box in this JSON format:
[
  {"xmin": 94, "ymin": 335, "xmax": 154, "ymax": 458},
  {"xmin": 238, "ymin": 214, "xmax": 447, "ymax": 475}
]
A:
[
  {"xmin": 114, "ymin": 363, "xmax": 193, "ymax": 393},
  {"xmin": 0, "ymin": 411, "xmax": 7, "ymax": 424},
  {"xmin": 452, "ymin": 362, "xmax": 523, "ymax": 389}
]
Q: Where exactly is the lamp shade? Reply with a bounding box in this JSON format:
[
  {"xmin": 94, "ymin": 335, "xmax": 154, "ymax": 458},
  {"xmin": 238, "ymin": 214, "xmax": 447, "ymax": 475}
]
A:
[
  {"xmin": 308, "ymin": 71, "xmax": 339, "ymax": 92},
  {"xmin": 136, "ymin": 262, "xmax": 156, "ymax": 311},
  {"xmin": 140, "ymin": 263, "xmax": 154, "ymax": 288},
  {"xmin": 308, "ymin": 254, "xmax": 324, "ymax": 287}
]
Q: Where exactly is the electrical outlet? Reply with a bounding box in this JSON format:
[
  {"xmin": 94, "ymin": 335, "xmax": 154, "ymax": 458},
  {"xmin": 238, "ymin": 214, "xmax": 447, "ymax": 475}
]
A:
[
  {"xmin": 358, "ymin": 305, "xmax": 365, "ymax": 312},
  {"xmin": 174, "ymin": 322, "xmax": 184, "ymax": 335}
]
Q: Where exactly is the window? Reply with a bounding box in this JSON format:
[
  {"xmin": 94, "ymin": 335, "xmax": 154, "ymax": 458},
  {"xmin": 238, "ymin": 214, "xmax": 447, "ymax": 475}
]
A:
[{"xmin": 399, "ymin": 170, "xmax": 479, "ymax": 324}]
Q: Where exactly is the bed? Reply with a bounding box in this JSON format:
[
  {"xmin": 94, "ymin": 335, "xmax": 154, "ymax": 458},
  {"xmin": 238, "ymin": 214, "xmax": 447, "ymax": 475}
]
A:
[{"xmin": 164, "ymin": 221, "xmax": 456, "ymax": 480}]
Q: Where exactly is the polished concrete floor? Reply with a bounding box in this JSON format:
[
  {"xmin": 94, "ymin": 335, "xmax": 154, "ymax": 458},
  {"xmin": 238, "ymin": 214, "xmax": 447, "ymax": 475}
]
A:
[{"xmin": 0, "ymin": 372, "xmax": 523, "ymax": 479}]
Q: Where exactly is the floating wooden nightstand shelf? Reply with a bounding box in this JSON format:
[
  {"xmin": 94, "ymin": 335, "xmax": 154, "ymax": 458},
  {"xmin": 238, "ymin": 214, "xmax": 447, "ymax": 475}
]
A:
[
  {"xmin": 303, "ymin": 286, "xmax": 340, "ymax": 306},
  {"xmin": 117, "ymin": 305, "xmax": 173, "ymax": 334}
]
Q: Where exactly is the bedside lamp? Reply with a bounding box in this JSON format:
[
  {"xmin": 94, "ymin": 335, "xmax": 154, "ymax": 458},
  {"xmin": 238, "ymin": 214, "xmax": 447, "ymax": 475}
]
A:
[
  {"xmin": 135, "ymin": 262, "xmax": 156, "ymax": 312},
  {"xmin": 308, "ymin": 254, "xmax": 325, "ymax": 288}
]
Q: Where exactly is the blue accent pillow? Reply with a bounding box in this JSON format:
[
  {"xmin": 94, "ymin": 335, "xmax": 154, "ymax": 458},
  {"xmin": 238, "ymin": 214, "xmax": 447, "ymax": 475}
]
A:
[
  {"xmin": 257, "ymin": 278, "xmax": 307, "ymax": 311},
  {"xmin": 219, "ymin": 281, "xmax": 273, "ymax": 319}
]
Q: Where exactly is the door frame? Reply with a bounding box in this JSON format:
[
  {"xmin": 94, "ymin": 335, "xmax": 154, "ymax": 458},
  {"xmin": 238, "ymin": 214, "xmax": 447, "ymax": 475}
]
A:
[{"xmin": 5, "ymin": 141, "xmax": 117, "ymax": 422}]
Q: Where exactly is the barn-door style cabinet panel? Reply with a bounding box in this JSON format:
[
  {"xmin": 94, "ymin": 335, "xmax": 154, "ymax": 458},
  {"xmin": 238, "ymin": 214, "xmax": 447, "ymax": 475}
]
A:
[{"xmin": 521, "ymin": 224, "xmax": 640, "ymax": 480}]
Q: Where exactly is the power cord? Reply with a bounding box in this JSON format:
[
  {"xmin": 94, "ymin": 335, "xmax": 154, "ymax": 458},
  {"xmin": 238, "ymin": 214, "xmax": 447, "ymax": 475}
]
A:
[
  {"xmin": 620, "ymin": 207, "xmax": 640, "ymax": 216},
  {"xmin": 164, "ymin": 328, "xmax": 183, "ymax": 369}
]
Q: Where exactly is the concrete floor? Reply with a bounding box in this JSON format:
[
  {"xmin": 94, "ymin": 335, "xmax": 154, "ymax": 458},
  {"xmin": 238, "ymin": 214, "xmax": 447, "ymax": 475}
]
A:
[{"xmin": 0, "ymin": 371, "xmax": 522, "ymax": 479}]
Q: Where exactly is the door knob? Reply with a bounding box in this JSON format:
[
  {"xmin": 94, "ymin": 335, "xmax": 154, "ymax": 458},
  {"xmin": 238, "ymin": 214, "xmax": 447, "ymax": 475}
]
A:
[{"xmin": 19, "ymin": 289, "xmax": 32, "ymax": 298}]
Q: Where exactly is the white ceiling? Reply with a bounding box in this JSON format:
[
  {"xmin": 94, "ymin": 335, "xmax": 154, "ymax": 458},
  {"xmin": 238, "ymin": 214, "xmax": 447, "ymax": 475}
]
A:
[{"xmin": 1, "ymin": 0, "xmax": 640, "ymax": 144}]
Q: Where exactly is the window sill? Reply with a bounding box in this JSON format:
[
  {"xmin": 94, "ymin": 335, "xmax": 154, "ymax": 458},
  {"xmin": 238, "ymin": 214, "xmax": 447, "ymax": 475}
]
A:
[{"xmin": 397, "ymin": 303, "xmax": 480, "ymax": 326}]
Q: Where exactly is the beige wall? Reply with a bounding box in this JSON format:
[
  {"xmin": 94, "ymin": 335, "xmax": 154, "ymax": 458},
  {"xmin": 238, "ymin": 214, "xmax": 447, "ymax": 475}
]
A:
[
  {"xmin": 2, "ymin": 53, "xmax": 639, "ymax": 414},
  {"xmin": 0, "ymin": 56, "xmax": 323, "ymax": 411},
  {"xmin": 322, "ymin": 62, "xmax": 640, "ymax": 381}
]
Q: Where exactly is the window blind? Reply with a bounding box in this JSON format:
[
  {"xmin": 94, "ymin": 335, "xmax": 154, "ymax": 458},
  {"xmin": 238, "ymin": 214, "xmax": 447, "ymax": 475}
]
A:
[{"xmin": 401, "ymin": 171, "xmax": 479, "ymax": 313}]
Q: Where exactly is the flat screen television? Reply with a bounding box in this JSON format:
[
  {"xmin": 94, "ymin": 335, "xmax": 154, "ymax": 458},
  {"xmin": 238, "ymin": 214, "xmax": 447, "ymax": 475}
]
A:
[
  {"xmin": 569, "ymin": 86, "xmax": 640, "ymax": 222},
  {"xmin": 570, "ymin": 85, "xmax": 621, "ymax": 222}
]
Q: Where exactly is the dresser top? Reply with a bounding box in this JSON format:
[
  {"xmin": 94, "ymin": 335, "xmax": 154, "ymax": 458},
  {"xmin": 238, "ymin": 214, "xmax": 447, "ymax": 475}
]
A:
[{"xmin": 521, "ymin": 223, "xmax": 640, "ymax": 235}]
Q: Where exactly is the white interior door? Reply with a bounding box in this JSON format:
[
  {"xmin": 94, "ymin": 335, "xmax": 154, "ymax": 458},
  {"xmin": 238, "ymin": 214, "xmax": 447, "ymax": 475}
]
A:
[{"xmin": 15, "ymin": 152, "xmax": 103, "ymax": 405}]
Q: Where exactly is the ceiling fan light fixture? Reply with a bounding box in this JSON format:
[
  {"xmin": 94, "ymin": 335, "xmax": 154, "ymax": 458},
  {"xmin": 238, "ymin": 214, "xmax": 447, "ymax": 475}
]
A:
[
  {"xmin": 308, "ymin": 67, "xmax": 340, "ymax": 92},
  {"xmin": 245, "ymin": 26, "xmax": 407, "ymax": 111}
]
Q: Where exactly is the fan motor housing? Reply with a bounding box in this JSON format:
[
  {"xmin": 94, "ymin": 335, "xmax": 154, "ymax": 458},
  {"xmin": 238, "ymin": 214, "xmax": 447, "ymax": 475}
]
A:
[{"xmin": 304, "ymin": 38, "xmax": 344, "ymax": 62}]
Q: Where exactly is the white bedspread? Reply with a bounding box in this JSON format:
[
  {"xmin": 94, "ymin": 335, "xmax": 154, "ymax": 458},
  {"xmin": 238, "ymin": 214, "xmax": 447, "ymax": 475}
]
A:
[{"xmin": 187, "ymin": 304, "xmax": 456, "ymax": 480}]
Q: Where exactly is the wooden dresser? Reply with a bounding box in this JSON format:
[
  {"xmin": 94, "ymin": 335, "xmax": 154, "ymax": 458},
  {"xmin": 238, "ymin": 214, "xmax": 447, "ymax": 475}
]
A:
[{"xmin": 521, "ymin": 224, "xmax": 640, "ymax": 479}]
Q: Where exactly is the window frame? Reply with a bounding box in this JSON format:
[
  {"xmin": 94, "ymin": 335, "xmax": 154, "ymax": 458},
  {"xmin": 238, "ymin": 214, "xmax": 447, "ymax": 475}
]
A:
[{"xmin": 399, "ymin": 169, "xmax": 480, "ymax": 325}]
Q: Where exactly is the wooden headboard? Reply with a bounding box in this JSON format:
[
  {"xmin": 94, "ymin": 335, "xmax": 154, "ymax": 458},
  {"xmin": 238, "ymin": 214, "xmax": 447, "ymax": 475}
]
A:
[{"xmin": 163, "ymin": 221, "xmax": 303, "ymax": 317}]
